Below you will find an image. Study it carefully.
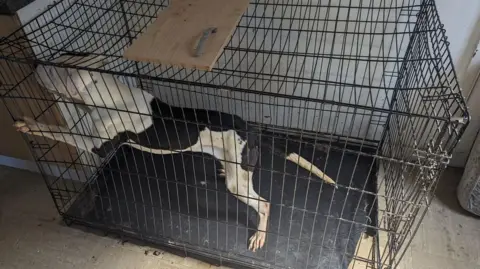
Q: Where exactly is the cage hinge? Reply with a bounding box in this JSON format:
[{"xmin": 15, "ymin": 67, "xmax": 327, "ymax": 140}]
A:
[{"xmin": 414, "ymin": 147, "xmax": 451, "ymax": 166}]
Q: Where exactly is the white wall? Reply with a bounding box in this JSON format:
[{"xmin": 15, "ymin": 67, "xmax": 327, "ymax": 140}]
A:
[
  {"xmin": 15, "ymin": 0, "xmax": 479, "ymax": 168},
  {"xmin": 436, "ymin": 0, "xmax": 480, "ymax": 89},
  {"xmin": 17, "ymin": 0, "xmax": 57, "ymax": 24},
  {"xmin": 436, "ymin": 1, "xmax": 480, "ymax": 167}
]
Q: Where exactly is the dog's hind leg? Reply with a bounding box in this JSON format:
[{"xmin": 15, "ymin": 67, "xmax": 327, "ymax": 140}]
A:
[
  {"xmin": 223, "ymin": 131, "xmax": 270, "ymax": 252},
  {"xmin": 14, "ymin": 117, "xmax": 96, "ymax": 153}
]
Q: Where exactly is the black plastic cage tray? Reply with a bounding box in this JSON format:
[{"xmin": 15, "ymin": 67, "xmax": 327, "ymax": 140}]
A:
[{"xmin": 66, "ymin": 137, "xmax": 377, "ymax": 269}]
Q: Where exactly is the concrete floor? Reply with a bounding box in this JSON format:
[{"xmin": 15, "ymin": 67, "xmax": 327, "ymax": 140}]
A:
[
  {"xmin": 398, "ymin": 168, "xmax": 480, "ymax": 269},
  {"xmin": 0, "ymin": 165, "xmax": 479, "ymax": 269}
]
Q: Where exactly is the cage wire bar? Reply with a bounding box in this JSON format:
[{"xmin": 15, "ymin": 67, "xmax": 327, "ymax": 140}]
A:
[{"xmin": 0, "ymin": 0, "xmax": 469, "ymax": 268}]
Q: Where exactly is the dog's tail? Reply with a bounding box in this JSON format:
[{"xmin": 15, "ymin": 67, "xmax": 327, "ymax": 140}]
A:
[
  {"xmin": 285, "ymin": 152, "xmax": 335, "ymax": 185},
  {"xmin": 236, "ymin": 122, "xmax": 335, "ymax": 185},
  {"xmin": 257, "ymin": 133, "xmax": 335, "ymax": 186}
]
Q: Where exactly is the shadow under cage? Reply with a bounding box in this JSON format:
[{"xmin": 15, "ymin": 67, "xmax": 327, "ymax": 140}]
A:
[{"xmin": 0, "ymin": 0, "xmax": 469, "ymax": 268}]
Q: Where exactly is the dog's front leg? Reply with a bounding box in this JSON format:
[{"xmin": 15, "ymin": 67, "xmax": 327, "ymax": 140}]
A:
[{"xmin": 14, "ymin": 117, "xmax": 96, "ymax": 154}]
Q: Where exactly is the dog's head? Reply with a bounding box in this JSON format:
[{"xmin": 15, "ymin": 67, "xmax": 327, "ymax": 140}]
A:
[{"xmin": 35, "ymin": 53, "xmax": 105, "ymax": 100}]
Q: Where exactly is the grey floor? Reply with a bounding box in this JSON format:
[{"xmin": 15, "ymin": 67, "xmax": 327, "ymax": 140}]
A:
[
  {"xmin": 398, "ymin": 168, "xmax": 480, "ymax": 269},
  {"xmin": 0, "ymin": 165, "xmax": 479, "ymax": 269}
]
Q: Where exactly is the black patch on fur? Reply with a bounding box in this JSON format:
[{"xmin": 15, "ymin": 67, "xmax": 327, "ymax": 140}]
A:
[
  {"xmin": 135, "ymin": 99, "xmax": 249, "ymax": 150},
  {"xmin": 97, "ymin": 99, "xmax": 262, "ymax": 172},
  {"xmin": 241, "ymin": 145, "xmax": 258, "ymax": 172},
  {"xmin": 241, "ymin": 126, "xmax": 261, "ymax": 171}
]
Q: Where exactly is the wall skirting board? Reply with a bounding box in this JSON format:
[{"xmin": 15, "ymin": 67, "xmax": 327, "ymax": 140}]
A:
[{"xmin": 0, "ymin": 155, "xmax": 89, "ymax": 182}]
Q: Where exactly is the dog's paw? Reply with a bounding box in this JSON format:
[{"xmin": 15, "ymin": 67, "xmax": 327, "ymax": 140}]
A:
[
  {"xmin": 13, "ymin": 121, "xmax": 30, "ymax": 133},
  {"xmin": 248, "ymin": 230, "xmax": 266, "ymax": 252}
]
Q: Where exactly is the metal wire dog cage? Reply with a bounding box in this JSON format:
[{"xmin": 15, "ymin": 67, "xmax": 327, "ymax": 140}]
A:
[{"xmin": 0, "ymin": 0, "xmax": 469, "ymax": 268}]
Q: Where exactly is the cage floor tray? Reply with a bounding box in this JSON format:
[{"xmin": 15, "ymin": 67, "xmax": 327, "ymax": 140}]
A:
[
  {"xmin": 123, "ymin": 0, "xmax": 250, "ymax": 70},
  {"xmin": 67, "ymin": 137, "xmax": 377, "ymax": 269}
]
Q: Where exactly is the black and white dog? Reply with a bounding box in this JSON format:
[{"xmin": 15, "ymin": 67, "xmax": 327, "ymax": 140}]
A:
[{"xmin": 14, "ymin": 54, "xmax": 335, "ymax": 251}]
